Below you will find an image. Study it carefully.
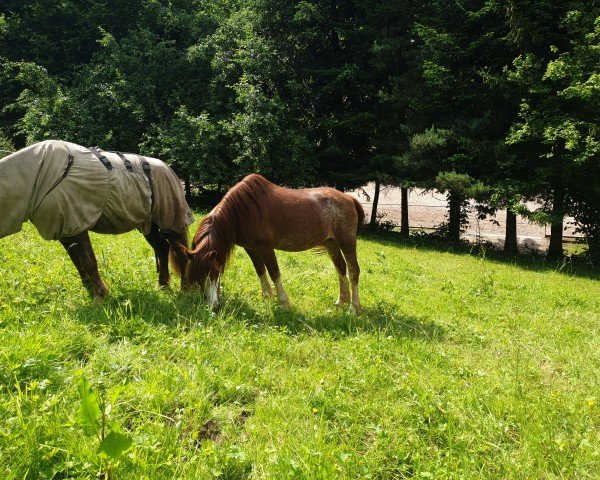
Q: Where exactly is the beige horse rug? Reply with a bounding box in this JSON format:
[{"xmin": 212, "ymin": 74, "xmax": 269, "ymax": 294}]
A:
[{"xmin": 0, "ymin": 140, "xmax": 193, "ymax": 240}]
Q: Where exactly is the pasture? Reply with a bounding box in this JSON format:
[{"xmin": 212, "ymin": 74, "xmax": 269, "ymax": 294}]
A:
[{"xmin": 0, "ymin": 221, "xmax": 599, "ymax": 479}]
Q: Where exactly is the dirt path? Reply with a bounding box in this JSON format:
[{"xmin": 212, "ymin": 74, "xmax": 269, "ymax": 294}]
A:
[{"xmin": 350, "ymin": 183, "xmax": 581, "ymax": 251}]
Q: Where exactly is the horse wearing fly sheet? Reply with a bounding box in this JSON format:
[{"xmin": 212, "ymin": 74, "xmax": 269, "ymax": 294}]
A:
[
  {"xmin": 183, "ymin": 173, "xmax": 364, "ymax": 313},
  {"xmin": 0, "ymin": 140, "xmax": 194, "ymax": 302}
]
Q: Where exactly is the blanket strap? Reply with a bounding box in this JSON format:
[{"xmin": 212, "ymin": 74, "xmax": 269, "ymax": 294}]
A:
[
  {"xmin": 35, "ymin": 151, "xmax": 75, "ymax": 212},
  {"xmin": 139, "ymin": 156, "xmax": 155, "ymax": 211},
  {"xmin": 139, "ymin": 157, "xmax": 158, "ymax": 273},
  {"xmin": 88, "ymin": 147, "xmax": 113, "ymax": 170},
  {"xmin": 113, "ymin": 151, "xmax": 134, "ymax": 171}
]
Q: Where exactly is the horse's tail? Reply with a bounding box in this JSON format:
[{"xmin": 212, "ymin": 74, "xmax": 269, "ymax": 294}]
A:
[
  {"xmin": 351, "ymin": 196, "xmax": 365, "ymax": 234},
  {"xmin": 169, "ymin": 227, "xmax": 190, "ymax": 277}
]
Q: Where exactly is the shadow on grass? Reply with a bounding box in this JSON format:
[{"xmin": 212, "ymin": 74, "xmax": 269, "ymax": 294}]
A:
[
  {"xmin": 69, "ymin": 287, "xmax": 444, "ymax": 343},
  {"xmin": 70, "ymin": 287, "xmax": 207, "ymax": 337},
  {"xmin": 361, "ymin": 229, "xmax": 600, "ymax": 280},
  {"xmin": 214, "ymin": 296, "xmax": 445, "ymax": 342}
]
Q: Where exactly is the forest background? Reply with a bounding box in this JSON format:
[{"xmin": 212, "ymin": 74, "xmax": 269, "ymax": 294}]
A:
[{"xmin": 0, "ymin": 0, "xmax": 598, "ymax": 263}]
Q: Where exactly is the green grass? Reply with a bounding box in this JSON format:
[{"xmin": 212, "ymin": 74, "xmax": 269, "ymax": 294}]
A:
[{"xmin": 1, "ymin": 221, "xmax": 599, "ymax": 479}]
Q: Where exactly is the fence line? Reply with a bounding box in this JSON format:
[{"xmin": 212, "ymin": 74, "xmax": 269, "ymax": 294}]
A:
[
  {"xmin": 355, "ymin": 200, "xmax": 582, "ymax": 240},
  {"xmin": 356, "ymin": 201, "xmax": 544, "ymax": 228}
]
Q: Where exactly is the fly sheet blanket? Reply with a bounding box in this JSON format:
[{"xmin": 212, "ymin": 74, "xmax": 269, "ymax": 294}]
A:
[{"xmin": 0, "ymin": 140, "xmax": 194, "ymax": 240}]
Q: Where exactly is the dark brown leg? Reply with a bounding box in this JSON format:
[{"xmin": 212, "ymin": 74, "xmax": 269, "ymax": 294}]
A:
[
  {"xmin": 244, "ymin": 247, "xmax": 273, "ymax": 297},
  {"xmin": 59, "ymin": 231, "xmax": 108, "ymax": 302},
  {"xmin": 324, "ymin": 239, "xmax": 350, "ymax": 306},
  {"xmin": 144, "ymin": 223, "xmax": 170, "ymax": 288},
  {"xmin": 161, "ymin": 229, "xmax": 191, "ymax": 290}
]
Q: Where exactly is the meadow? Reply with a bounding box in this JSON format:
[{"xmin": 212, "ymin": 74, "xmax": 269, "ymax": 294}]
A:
[{"xmin": 0, "ymin": 221, "xmax": 599, "ymax": 479}]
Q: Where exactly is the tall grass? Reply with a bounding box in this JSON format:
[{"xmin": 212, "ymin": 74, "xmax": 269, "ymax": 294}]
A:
[{"xmin": 1, "ymin": 222, "xmax": 599, "ymax": 479}]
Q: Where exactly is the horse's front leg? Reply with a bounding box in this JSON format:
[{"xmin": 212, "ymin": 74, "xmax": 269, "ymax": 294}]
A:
[
  {"xmin": 258, "ymin": 247, "xmax": 290, "ymax": 308},
  {"xmin": 244, "ymin": 248, "xmax": 274, "ymax": 298},
  {"xmin": 60, "ymin": 231, "xmax": 108, "ymax": 303},
  {"xmin": 144, "ymin": 223, "xmax": 170, "ymax": 288},
  {"xmin": 165, "ymin": 231, "xmax": 191, "ymax": 290}
]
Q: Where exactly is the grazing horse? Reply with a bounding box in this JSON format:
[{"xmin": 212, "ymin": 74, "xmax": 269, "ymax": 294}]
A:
[
  {"xmin": 0, "ymin": 140, "xmax": 194, "ymax": 302},
  {"xmin": 185, "ymin": 173, "xmax": 364, "ymax": 312}
]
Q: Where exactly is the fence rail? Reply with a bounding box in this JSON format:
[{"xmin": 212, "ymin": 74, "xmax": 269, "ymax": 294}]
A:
[{"xmin": 354, "ymin": 198, "xmax": 582, "ymax": 241}]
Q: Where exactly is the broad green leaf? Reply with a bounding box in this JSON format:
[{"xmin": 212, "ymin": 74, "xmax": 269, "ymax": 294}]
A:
[
  {"xmin": 77, "ymin": 377, "xmax": 101, "ymax": 437},
  {"xmin": 98, "ymin": 432, "xmax": 133, "ymax": 461}
]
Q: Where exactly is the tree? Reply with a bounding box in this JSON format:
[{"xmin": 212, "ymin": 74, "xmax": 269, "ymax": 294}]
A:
[
  {"xmin": 409, "ymin": 0, "xmax": 517, "ymax": 242},
  {"xmin": 505, "ymin": 0, "xmax": 599, "ymax": 261}
]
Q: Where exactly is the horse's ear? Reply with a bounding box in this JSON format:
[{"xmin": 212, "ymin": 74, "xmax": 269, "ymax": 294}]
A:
[
  {"xmin": 203, "ymin": 250, "xmax": 223, "ymax": 273},
  {"xmin": 174, "ymin": 244, "xmax": 194, "ymax": 261},
  {"xmin": 203, "ymin": 250, "xmax": 217, "ymax": 262}
]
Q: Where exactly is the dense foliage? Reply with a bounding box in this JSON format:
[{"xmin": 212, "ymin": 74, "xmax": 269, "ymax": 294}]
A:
[{"xmin": 0, "ymin": 0, "xmax": 598, "ymax": 261}]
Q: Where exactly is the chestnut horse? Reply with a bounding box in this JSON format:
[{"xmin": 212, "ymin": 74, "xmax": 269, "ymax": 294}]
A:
[
  {"xmin": 185, "ymin": 174, "xmax": 364, "ymax": 312},
  {"xmin": 0, "ymin": 140, "xmax": 193, "ymax": 302}
]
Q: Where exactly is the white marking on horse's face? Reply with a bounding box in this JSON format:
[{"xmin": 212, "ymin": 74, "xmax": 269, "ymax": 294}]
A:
[{"xmin": 205, "ymin": 277, "xmax": 220, "ymax": 309}]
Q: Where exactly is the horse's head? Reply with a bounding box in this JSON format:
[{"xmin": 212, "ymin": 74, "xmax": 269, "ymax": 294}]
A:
[{"xmin": 186, "ymin": 244, "xmax": 223, "ymax": 309}]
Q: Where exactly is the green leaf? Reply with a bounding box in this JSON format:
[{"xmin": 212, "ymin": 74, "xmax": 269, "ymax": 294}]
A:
[
  {"xmin": 77, "ymin": 377, "xmax": 101, "ymax": 437},
  {"xmin": 98, "ymin": 432, "xmax": 133, "ymax": 461}
]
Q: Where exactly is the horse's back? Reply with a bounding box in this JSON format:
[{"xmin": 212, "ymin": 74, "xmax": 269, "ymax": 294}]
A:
[
  {"xmin": 92, "ymin": 153, "xmax": 193, "ymax": 235},
  {"xmin": 23, "ymin": 141, "xmax": 192, "ymax": 239}
]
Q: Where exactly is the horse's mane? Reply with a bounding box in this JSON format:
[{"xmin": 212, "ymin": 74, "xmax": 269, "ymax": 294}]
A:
[{"xmin": 191, "ymin": 174, "xmax": 271, "ymax": 264}]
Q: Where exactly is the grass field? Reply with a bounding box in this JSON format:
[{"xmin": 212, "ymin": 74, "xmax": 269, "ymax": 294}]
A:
[{"xmin": 1, "ymin": 220, "xmax": 599, "ymax": 479}]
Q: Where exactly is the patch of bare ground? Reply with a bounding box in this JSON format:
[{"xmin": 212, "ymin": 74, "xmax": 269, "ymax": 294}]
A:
[{"xmin": 350, "ymin": 183, "xmax": 582, "ymax": 251}]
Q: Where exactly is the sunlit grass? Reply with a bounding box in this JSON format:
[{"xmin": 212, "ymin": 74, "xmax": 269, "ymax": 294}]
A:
[{"xmin": 1, "ymin": 221, "xmax": 599, "ymax": 479}]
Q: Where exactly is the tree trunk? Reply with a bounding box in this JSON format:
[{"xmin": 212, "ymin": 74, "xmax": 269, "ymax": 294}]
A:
[
  {"xmin": 369, "ymin": 178, "xmax": 381, "ymax": 228},
  {"xmin": 547, "ymin": 186, "xmax": 565, "ymax": 260},
  {"xmin": 504, "ymin": 209, "xmax": 518, "ymax": 253},
  {"xmin": 400, "ymin": 186, "xmax": 409, "ymax": 237},
  {"xmin": 448, "ymin": 190, "xmax": 462, "ymax": 242}
]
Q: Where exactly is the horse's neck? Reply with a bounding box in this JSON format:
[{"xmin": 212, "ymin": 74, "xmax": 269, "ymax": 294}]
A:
[{"xmin": 209, "ymin": 210, "xmax": 237, "ymax": 261}]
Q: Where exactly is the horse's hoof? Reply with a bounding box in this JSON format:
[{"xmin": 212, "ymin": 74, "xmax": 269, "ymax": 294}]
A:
[
  {"xmin": 277, "ymin": 300, "xmax": 291, "ymax": 310},
  {"xmin": 335, "ymin": 299, "xmax": 350, "ymax": 307},
  {"xmin": 92, "ymin": 296, "xmax": 106, "ymax": 306},
  {"xmin": 349, "ymin": 304, "xmax": 361, "ymax": 315}
]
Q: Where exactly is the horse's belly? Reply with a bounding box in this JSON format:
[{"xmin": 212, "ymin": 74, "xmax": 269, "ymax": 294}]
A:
[
  {"xmin": 93, "ymin": 170, "xmax": 152, "ymax": 234},
  {"xmin": 268, "ymin": 213, "xmax": 329, "ymax": 251},
  {"xmin": 273, "ymin": 231, "xmax": 327, "ymax": 251}
]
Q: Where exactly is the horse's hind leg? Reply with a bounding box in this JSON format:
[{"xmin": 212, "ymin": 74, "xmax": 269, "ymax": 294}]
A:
[
  {"xmin": 324, "ymin": 239, "xmax": 350, "ymax": 306},
  {"xmin": 258, "ymin": 247, "xmax": 290, "ymax": 308},
  {"xmin": 336, "ymin": 236, "xmax": 361, "ymax": 314},
  {"xmin": 60, "ymin": 231, "xmax": 108, "ymax": 303},
  {"xmin": 144, "ymin": 223, "xmax": 170, "ymax": 288},
  {"xmin": 244, "ymin": 248, "xmax": 274, "ymax": 297}
]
